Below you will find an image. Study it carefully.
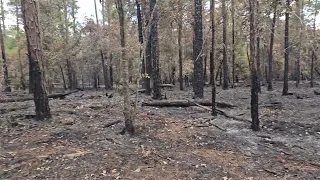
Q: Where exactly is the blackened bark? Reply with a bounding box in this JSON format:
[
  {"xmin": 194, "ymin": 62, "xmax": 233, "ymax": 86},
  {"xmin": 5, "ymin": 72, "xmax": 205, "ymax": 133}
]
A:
[
  {"xmin": 249, "ymin": 0, "xmax": 259, "ymax": 131},
  {"xmin": 295, "ymin": 0, "xmax": 303, "ymax": 87},
  {"xmin": 145, "ymin": 33, "xmax": 152, "ymax": 95},
  {"xmin": 93, "ymin": 72, "xmax": 98, "ymax": 90},
  {"xmin": 256, "ymin": 1, "xmax": 261, "ymax": 93},
  {"xmin": 210, "ymin": 0, "xmax": 217, "ymax": 116},
  {"xmin": 144, "ymin": 4, "xmax": 152, "ymax": 96},
  {"xmin": 22, "ymin": 0, "xmax": 51, "ymax": 120},
  {"xmin": 109, "ymin": 53, "xmax": 114, "ymax": 88},
  {"xmin": 268, "ymin": 3, "xmax": 277, "ymax": 91},
  {"xmin": 63, "ymin": 0, "xmax": 74, "ymax": 90},
  {"xmin": 222, "ymin": 0, "xmax": 229, "ymax": 90},
  {"xmin": 136, "ymin": 0, "xmax": 145, "ymax": 88},
  {"xmin": 27, "ymin": 42, "xmax": 34, "ymax": 93},
  {"xmin": 59, "ymin": 64, "xmax": 67, "ymax": 90},
  {"xmin": 193, "ymin": 0, "xmax": 204, "ymax": 98},
  {"xmin": 231, "ymin": 0, "xmax": 235, "ymax": 88},
  {"xmin": 283, "ymin": 0, "xmax": 290, "ymax": 95},
  {"xmin": 100, "ymin": 51, "xmax": 109, "ymax": 90},
  {"xmin": 0, "ymin": 7, "xmax": 10, "ymax": 92},
  {"xmin": 150, "ymin": 0, "xmax": 161, "ymax": 99},
  {"xmin": 136, "ymin": 0, "xmax": 143, "ymax": 45},
  {"xmin": 72, "ymin": 68, "xmax": 77, "ymax": 88},
  {"xmin": 94, "ymin": 0, "xmax": 109, "ymax": 90},
  {"xmin": 256, "ymin": 35, "xmax": 261, "ymax": 93},
  {"xmin": 178, "ymin": 0, "xmax": 183, "ymax": 90},
  {"xmin": 16, "ymin": 0, "xmax": 25, "ymax": 90},
  {"xmin": 311, "ymin": 6, "xmax": 316, "ymax": 88}
]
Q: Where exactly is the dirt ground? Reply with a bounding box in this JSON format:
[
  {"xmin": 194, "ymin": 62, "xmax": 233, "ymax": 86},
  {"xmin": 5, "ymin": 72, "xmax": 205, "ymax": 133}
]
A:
[{"xmin": 0, "ymin": 82, "xmax": 320, "ymax": 180}]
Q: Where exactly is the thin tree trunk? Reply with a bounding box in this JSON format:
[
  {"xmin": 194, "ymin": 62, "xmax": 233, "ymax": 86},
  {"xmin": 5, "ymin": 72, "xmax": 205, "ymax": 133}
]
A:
[
  {"xmin": 256, "ymin": 1, "xmax": 261, "ymax": 93},
  {"xmin": 267, "ymin": 3, "xmax": 277, "ymax": 91},
  {"xmin": 16, "ymin": 0, "xmax": 25, "ymax": 90},
  {"xmin": 0, "ymin": 0, "xmax": 4, "ymax": 34},
  {"xmin": 109, "ymin": 53, "xmax": 113, "ymax": 88},
  {"xmin": 210, "ymin": 0, "xmax": 217, "ymax": 116},
  {"xmin": 136, "ymin": 0, "xmax": 144, "ymax": 88},
  {"xmin": 257, "ymin": 35, "xmax": 261, "ymax": 93},
  {"xmin": 178, "ymin": 0, "xmax": 183, "ymax": 90},
  {"xmin": 295, "ymin": 0, "xmax": 303, "ymax": 87},
  {"xmin": 71, "ymin": 0, "xmax": 76, "ymax": 33},
  {"xmin": 249, "ymin": 0, "xmax": 259, "ymax": 131},
  {"xmin": 204, "ymin": 53, "xmax": 207, "ymax": 82},
  {"xmin": 222, "ymin": 0, "xmax": 229, "ymax": 90},
  {"xmin": 59, "ymin": 65, "xmax": 67, "ymax": 90},
  {"xmin": 144, "ymin": 4, "xmax": 152, "ymax": 96},
  {"xmin": 283, "ymin": 0, "xmax": 290, "ymax": 95},
  {"xmin": 193, "ymin": 0, "xmax": 204, "ymax": 98},
  {"xmin": 22, "ymin": 0, "xmax": 51, "ymax": 120},
  {"xmin": 117, "ymin": 0, "xmax": 134, "ymax": 135},
  {"xmin": 63, "ymin": 0, "xmax": 73, "ymax": 90},
  {"xmin": 150, "ymin": 0, "xmax": 161, "ymax": 99},
  {"xmin": 311, "ymin": 6, "xmax": 316, "ymax": 88},
  {"xmin": 0, "ymin": 0, "xmax": 10, "ymax": 92},
  {"xmin": 231, "ymin": 0, "xmax": 235, "ymax": 88},
  {"xmin": 95, "ymin": 0, "xmax": 109, "ymax": 90}
]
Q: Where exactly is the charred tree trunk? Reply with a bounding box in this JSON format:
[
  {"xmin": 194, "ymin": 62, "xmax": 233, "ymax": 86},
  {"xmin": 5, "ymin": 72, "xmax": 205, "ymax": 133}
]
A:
[
  {"xmin": 22, "ymin": 0, "xmax": 51, "ymax": 120},
  {"xmin": 178, "ymin": 0, "xmax": 183, "ymax": 90},
  {"xmin": 0, "ymin": 1, "xmax": 10, "ymax": 92},
  {"xmin": 150, "ymin": 0, "xmax": 161, "ymax": 99},
  {"xmin": 256, "ymin": 36, "xmax": 261, "ymax": 93},
  {"xmin": 193, "ymin": 0, "xmax": 204, "ymax": 98},
  {"xmin": 117, "ymin": 0, "xmax": 134, "ymax": 135},
  {"xmin": 268, "ymin": 3, "xmax": 277, "ymax": 91},
  {"xmin": 249, "ymin": 0, "xmax": 259, "ymax": 131},
  {"xmin": 210, "ymin": 0, "xmax": 217, "ymax": 116},
  {"xmin": 311, "ymin": 6, "xmax": 316, "ymax": 88},
  {"xmin": 109, "ymin": 53, "xmax": 114, "ymax": 88},
  {"xmin": 136, "ymin": 0, "xmax": 144, "ymax": 88},
  {"xmin": 222, "ymin": 0, "xmax": 229, "ymax": 90},
  {"xmin": 100, "ymin": 51, "xmax": 109, "ymax": 90},
  {"xmin": 231, "ymin": 0, "xmax": 235, "ymax": 88},
  {"xmin": 283, "ymin": 0, "xmax": 290, "ymax": 95},
  {"xmin": 295, "ymin": 0, "xmax": 303, "ymax": 87},
  {"xmin": 144, "ymin": 4, "xmax": 152, "ymax": 96},
  {"xmin": 63, "ymin": 0, "xmax": 73, "ymax": 90},
  {"xmin": 95, "ymin": 0, "xmax": 109, "ymax": 90},
  {"xmin": 256, "ymin": 1, "xmax": 261, "ymax": 93},
  {"xmin": 16, "ymin": 0, "xmax": 25, "ymax": 90},
  {"xmin": 59, "ymin": 65, "xmax": 67, "ymax": 90}
]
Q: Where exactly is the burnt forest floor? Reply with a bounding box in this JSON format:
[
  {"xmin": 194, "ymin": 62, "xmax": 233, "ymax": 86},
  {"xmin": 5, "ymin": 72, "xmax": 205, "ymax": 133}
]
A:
[{"xmin": 0, "ymin": 81, "xmax": 320, "ymax": 180}]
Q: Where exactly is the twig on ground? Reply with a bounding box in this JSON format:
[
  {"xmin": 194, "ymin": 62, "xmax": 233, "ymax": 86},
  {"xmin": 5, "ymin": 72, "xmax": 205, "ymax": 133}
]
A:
[
  {"xmin": 103, "ymin": 120, "xmax": 122, "ymax": 128},
  {"xmin": 264, "ymin": 169, "xmax": 278, "ymax": 175}
]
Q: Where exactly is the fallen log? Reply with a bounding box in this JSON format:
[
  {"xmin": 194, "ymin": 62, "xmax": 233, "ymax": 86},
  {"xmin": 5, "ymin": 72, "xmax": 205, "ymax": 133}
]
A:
[
  {"xmin": 142, "ymin": 100, "xmax": 236, "ymax": 108},
  {"xmin": 0, "ymin": 106, "xmax": 29, "ymax": 114},
  {"xmin": 103, "ymin": 120, "xmax": 122, "ymax": 128},
  {"xmin": 0, "ymin": 90, "xmax": 78, "ymax": 103},
  {"xmin": 159, "ymin": 84, "xmax": 175, "ymax": 88},
  {"xmin": 189, "ymin": 101, "xmax": 250, "ymax": 123}
]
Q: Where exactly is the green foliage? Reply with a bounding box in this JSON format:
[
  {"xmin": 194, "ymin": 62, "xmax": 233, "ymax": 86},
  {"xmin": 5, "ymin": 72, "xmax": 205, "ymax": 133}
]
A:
[
  {"xmin": 5, "ymin": 29, "xmax": 18, "ymax": 54},
  {"xmin": 235, "ymin": 43, "xmax": 249, "ymax": 79}
]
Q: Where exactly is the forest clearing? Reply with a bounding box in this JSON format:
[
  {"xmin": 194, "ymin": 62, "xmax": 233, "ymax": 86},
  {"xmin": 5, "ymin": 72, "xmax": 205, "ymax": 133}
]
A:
[{"xmin": 1, "ymin": 0, "xmax": 320, "ymax": 179}]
